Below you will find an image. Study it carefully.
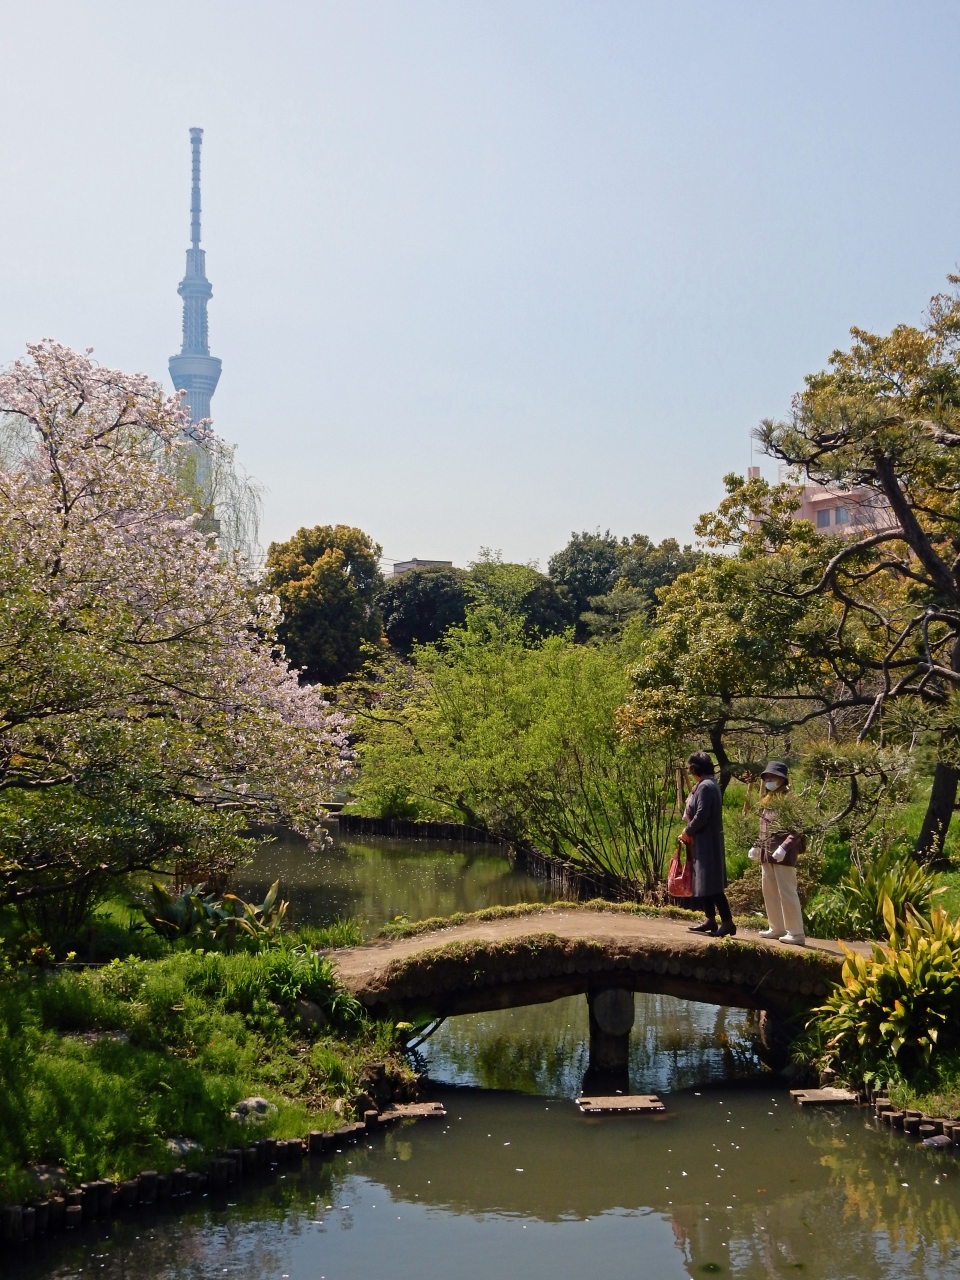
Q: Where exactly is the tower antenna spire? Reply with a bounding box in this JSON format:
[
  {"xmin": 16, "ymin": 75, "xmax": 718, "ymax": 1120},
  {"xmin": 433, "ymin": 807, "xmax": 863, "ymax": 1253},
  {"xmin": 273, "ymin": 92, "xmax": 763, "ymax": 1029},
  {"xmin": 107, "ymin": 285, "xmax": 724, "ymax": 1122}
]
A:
[
  {"xmin": 169, "ymin": 126, "xmax": 221, "ymax": 437},
  {"xmin": 190, "ymin": 126, "xmax": 203, "ymax": 250}
]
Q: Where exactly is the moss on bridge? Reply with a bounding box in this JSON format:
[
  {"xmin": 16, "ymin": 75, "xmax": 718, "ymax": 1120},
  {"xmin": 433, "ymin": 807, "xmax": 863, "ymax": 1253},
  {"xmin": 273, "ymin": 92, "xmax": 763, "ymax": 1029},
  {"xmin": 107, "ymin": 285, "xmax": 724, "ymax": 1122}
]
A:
[{"xmin": 336, "ymin": 908, "xmax": 846, "ymax": 1022}]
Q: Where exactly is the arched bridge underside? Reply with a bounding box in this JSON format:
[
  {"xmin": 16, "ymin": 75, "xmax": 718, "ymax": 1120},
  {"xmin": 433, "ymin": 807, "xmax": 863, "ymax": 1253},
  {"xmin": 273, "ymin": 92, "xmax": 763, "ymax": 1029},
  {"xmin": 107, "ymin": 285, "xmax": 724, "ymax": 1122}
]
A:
[{"xmin": 334, "ymin": 909, "xmax": 856, "ymax": 1023}]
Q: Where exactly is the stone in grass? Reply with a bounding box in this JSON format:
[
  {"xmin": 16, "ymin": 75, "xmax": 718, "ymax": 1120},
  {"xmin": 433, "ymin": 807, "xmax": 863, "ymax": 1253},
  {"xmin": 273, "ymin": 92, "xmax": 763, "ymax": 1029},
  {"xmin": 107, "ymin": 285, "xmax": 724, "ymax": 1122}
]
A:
[
  {"xmin": 166, "ymin": 1137, "xmax": 203, "ymax": 1157},
  {"xmin": 231, "ymin": 1097, "xmax": 279, "ymax": 1124},
  {"xmin": 294, "ymin": 998, "xmax": 328, "ymax": 1032}
]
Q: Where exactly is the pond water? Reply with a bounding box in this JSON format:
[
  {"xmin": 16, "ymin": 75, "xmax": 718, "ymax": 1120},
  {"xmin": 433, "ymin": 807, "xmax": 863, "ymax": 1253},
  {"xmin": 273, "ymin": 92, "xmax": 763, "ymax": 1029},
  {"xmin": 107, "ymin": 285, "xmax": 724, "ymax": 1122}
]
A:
[
  {"xmin": 13, "ymin": 836, "xmax": 960, "ymax": 1279},
  {"xmin": 234, "ymin": 827, "xmax": 555, "ymax": 937}
]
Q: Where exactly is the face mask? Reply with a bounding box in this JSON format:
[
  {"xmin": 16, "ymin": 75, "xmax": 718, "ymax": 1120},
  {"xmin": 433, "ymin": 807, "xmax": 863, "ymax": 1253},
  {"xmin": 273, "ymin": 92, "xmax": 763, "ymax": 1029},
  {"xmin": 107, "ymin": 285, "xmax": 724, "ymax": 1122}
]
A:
[{"xmin": 764, "ymin": 780, "xmax": 781, "ymax": 791}]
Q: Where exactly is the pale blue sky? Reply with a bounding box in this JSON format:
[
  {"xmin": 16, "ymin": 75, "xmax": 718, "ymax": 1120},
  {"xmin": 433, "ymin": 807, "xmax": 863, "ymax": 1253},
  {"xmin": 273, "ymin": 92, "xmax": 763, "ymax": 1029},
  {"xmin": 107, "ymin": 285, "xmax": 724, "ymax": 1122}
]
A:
[{"xmin": 2, "ymin": 1, "xmax": 959, "ymax": 567}]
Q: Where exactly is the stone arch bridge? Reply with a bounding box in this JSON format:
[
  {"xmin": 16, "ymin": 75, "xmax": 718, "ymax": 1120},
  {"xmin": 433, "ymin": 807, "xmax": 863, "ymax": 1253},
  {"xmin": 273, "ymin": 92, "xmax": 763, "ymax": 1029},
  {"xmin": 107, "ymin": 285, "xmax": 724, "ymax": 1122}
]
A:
[{"xmin": 333, "ymin": 909, "xmax": 855, "ymax": 1080}]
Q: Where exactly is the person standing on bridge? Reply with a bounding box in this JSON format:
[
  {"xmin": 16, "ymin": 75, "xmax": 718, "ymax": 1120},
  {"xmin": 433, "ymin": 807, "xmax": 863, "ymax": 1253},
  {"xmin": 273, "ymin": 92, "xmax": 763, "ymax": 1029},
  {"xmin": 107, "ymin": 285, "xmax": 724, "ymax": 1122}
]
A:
[
  {"xmin": 680, "ymin": 751, "xmax": 735, "ymax": 937},
  {"xmin": 748, "ymin": 760, "xmax": 806, "ymax": 946}
]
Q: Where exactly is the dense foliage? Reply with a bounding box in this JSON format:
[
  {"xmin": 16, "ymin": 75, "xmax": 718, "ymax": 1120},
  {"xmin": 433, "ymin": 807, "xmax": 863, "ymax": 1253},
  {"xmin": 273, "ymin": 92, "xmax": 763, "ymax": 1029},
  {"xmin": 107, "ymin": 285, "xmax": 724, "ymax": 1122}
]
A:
[
  {"xmin": 376, "ymin": 565, "xmax": 469, "ymax": 654},
  {"xmin": 0, "ymin": 343, "xmax": 351, "ymax": 932},
  {"xmin": 548, "ymin": 529, "xmax": 700, "ymax": 638},
  {"xmin": 465, "ymin": 550, "xmax": 575, "ymax": 637},
  {"xmin": 805, "ymin": 845, "xmax": 941, "ymax": 942},
  {"xmin": 0, "ymin": 944, "xmax": 407, "ymax": 1202},
  {"xmin": 812, "ymin": 905, "xmax": 960, "ymax": 1088},
  {"xmin": 351, "ymin": 617, "xmax": 678, "ymax": 888},
  {"xmin": 264, "ymin": 524, "xmax": 385, "ymax": 684}
]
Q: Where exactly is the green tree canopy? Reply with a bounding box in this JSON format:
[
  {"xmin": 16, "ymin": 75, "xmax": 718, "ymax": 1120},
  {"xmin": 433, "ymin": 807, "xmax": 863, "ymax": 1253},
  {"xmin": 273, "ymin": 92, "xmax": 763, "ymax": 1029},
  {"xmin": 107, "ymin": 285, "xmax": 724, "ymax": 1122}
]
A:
[
  {"xmin": 730, "ymin": 277, "xmax": 960, "ymax": 858},
  {"xmin": 547, "ymin": 531, "xmax": 621, "ymax": 613},
  {"xmin": 264, "ymin": 525, "xmax": 384, "ymax": 684},
  {"xmin": 616, "ymin": 534, "xmax": 701, "ymax": 603},
  {"xmin": 351, "ymin": 620, "xmax": 680, "ymax": 888},
  {"xmin": 376, "ymin": 566, "xmax": 469, "ymax": 656},
  {"xmin": 465, "ymin": 551, "xmax": 575, "ymax": 638},
  {"xmin": 548, "ymin": 530, "xmax": 701, "ymax": 636}
]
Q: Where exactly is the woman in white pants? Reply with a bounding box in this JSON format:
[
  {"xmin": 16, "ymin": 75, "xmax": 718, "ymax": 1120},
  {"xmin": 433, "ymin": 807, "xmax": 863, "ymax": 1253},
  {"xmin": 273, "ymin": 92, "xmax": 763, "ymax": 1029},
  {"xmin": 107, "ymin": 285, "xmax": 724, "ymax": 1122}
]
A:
[{"xmin": 749, "ymin": 761, "xmax": 806, "ymax": 946}]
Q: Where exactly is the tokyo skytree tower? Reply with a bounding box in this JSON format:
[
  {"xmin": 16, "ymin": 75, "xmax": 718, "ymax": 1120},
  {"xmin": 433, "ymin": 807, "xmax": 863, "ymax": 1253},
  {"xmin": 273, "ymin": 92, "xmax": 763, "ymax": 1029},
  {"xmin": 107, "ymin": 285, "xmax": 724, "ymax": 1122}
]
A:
[{"xmin": 169, "ymin": 127, "xmax": 222, "ymax": 435}]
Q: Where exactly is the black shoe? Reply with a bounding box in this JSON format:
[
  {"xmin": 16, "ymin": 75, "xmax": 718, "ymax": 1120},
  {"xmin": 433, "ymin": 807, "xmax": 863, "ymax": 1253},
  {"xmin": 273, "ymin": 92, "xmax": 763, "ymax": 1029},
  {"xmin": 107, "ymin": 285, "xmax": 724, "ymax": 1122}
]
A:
[
  {"xmin": 715, "ymin": 922, "xmax": 737, "ymax": 937},
  {"xmin": 688, "ymin": 920, "xmax": 718, "ymax": 934}
]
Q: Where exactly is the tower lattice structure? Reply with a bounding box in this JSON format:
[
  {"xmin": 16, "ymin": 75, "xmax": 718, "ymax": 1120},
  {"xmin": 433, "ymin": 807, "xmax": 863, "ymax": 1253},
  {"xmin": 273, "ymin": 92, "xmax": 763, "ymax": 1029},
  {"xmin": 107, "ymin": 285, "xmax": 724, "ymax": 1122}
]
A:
[{"xmin": 169, "ymin": 128, "xmax": 222, "ymax": 430}]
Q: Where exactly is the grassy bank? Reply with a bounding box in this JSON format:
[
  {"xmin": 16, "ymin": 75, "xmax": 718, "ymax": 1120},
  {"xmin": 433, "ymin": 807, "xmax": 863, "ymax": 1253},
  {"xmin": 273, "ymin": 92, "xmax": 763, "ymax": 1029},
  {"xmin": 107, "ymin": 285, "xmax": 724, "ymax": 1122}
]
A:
[{"xmin": 0, "ymin": 943, "xmax": 415, "ymax": 1205}]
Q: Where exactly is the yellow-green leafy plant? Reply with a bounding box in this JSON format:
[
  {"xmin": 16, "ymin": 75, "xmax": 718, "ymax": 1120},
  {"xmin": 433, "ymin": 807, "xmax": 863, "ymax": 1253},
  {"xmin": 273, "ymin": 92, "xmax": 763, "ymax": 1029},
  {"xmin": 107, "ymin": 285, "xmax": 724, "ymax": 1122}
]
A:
[
  {"xmin": 812, "ymin": 899, "xmax": 960, "ymax": 1086},
  {"xmin": 142, "ymin": 880, "xmax": 288, "ymax": 946},
  {"xmin": 805, "ymin": 844, "xmax": 941, "ymax": 941}
]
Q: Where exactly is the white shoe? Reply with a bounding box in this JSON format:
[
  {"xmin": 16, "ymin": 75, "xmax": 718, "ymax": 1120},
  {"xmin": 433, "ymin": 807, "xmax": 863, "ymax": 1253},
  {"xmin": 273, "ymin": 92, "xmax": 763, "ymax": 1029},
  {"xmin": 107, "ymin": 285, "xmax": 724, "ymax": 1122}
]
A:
[
  {"xmin": 779, "ymin": 932, "xmax": 806, "ymax": 946},
  {"xmin": 759, "ymin": 928, "xmax": 780, "ymax": 938}
]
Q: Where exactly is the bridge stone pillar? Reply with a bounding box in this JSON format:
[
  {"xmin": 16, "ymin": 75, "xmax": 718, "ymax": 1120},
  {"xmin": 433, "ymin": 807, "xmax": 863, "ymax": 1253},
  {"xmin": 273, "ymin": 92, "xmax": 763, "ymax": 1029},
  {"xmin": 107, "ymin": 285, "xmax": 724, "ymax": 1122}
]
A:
[
  {"xmin": 583, "ymin": 987, "xmax": 635, "ymax": 1094},
  {"xmin": 751, "ymin": 1009, "xmax": 798, "ymax": 1074}
]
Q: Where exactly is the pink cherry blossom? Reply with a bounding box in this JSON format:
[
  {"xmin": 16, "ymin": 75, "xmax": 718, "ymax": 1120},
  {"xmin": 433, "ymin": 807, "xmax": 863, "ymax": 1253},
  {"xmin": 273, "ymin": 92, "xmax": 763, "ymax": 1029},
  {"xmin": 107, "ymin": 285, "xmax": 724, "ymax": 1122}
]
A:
[{"xmin": 0, "ymin": 342, "xmax": 353, "ymax": 876}]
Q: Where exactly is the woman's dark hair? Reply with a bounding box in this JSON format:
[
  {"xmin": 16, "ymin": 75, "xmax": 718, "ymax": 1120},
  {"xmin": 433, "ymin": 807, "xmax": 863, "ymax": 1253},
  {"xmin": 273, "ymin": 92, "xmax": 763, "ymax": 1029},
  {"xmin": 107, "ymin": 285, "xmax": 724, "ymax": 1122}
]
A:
[{"xmin": 687, "ymin": 751, "xmax": 715, "ymax": 777}]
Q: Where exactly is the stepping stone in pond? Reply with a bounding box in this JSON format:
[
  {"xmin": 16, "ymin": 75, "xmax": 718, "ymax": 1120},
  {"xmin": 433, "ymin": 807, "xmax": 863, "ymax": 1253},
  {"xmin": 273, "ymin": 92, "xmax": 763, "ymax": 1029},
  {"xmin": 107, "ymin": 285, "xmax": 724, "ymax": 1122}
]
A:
[
  {"xmin": 378, "ymin": 1102, "xmax": 447, "ymax": 1121},
  {"xmin": 789, "ymin": 1088, "xmax": 859, "ymax": 1106},
  {"xmin": 576, "ymin": 1095, "xmax": 665, "ymax": 1114}
]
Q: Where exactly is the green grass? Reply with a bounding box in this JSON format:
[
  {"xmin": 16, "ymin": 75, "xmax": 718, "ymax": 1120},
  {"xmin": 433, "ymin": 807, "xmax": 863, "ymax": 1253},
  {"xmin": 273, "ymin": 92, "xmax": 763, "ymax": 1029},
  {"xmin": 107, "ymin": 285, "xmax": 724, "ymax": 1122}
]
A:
[
  {"xmin": 295, "ymin": 919, "xmax": 364, "ymax": 949},
  {"xmin": 888, "ymin": 1067, "xmax": 960, "ymax": 1121},
  {"xmin": 0, "ymin": 946, "xmax": 413, "ymax": 1204},
  {"xmin": 2, "ymin": 887, "xmax": 364, "ymax": 965}
]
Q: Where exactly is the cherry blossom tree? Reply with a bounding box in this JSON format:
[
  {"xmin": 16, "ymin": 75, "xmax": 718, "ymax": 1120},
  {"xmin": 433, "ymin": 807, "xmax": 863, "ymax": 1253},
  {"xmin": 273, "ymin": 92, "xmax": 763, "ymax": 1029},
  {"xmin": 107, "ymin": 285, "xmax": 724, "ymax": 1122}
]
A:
[{"xmin": 0, "ymin": 341, "xmax": 351, "ymax": 924}]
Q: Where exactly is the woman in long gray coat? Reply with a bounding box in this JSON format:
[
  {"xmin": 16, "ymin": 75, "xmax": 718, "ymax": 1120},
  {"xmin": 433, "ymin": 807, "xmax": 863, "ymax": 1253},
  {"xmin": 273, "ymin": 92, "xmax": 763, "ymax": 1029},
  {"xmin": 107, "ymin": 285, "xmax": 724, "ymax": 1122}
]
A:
[{"xmin": 680, "ymin": 751, "xmax": 735, "ymax": 936}]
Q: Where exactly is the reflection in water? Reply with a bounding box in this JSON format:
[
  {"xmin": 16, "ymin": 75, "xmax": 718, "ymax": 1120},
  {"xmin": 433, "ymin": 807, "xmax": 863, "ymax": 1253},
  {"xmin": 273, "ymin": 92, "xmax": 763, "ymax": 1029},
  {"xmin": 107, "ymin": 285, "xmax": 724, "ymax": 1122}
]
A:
[
  {"xmin": 12, "ymin": 1093, "xmax": 960, "ymax": 1280},
  {"xmin": 15, "ymin": 839, "xmax": 960, "ymax": 1278},
  {"xmin": 417, "ymin": 994, "xmax": 760, "ymax": 1096},
  {"xmin": 235, "ymin": 830, "xmax": 554, "ymax": 937}
]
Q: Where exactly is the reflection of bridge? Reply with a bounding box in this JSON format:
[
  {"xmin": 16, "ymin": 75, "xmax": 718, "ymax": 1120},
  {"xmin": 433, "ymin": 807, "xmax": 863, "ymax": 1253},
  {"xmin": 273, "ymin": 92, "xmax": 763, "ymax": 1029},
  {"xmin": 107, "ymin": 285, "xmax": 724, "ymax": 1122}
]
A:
[{"xmin": 334, "ymin": 909, "xmax": 852, "ymax": 1081}]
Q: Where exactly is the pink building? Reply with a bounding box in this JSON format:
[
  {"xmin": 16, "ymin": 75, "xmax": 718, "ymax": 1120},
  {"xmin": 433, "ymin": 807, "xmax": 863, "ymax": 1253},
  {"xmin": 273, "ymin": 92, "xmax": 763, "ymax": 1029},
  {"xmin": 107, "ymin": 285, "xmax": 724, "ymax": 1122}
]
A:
[{"xmin": 747, "ymin": 466, "xmax": 895, "ymax": 534}]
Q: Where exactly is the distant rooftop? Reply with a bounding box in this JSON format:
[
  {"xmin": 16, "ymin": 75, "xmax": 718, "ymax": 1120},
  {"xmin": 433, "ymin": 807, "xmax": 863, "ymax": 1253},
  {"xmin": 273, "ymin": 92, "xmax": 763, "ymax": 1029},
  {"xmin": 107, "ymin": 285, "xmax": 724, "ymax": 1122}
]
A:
[{"xmin": 392, "ymin": 558, "xmax": 454, "ymax": 577}]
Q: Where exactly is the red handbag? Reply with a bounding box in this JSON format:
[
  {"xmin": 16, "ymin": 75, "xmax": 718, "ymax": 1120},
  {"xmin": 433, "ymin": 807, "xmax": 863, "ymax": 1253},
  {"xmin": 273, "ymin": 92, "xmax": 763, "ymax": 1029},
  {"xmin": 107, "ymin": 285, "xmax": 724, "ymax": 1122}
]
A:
[{"xmin": 667, "ymin": 844, "xmax": 693, "ymax": 898}]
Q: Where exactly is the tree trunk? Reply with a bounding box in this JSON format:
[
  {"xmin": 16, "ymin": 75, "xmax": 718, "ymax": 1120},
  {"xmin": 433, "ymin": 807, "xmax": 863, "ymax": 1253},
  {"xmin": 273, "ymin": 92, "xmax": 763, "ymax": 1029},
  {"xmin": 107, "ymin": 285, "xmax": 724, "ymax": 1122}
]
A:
[
  {"xmin": 709, "ymin": 720, "xmax": 732, "ymax": 795},
  {"xmin": 915, "ymin": 749, "xmax": 959, "ymax": 864},
  {"xmin": 915, "ymin": 637, "xmax": 960, "ymax": 864}
]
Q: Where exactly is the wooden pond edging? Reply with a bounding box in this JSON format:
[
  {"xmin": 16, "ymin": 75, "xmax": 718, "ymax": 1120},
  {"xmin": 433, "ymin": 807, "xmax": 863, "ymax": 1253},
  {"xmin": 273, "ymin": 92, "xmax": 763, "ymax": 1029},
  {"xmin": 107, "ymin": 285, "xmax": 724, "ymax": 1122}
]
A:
[
  {"xmin": 793, "ymin": 1087, "xmax": 960, "ymax": 1155},
  {"xmin": 336, "ymin": 815, "xmax": 501, "ymax": 842},
  {"xmin": 871, "ymin": 1093, "xmax": 960, "ymax": 1149},
  {"xmin": 0, "ymin": 1102, "xmax": 446, "ymax": 1251}
]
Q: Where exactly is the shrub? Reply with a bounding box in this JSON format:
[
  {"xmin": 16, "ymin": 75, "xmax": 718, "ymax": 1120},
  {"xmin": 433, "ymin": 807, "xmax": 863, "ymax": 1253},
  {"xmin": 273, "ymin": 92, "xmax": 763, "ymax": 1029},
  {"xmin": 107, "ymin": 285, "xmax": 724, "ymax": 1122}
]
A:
[
  {"xmin": 810, "ymin": 903, "xmax": 960, "ymax": 1087},
  {"xmin": 140, "ymin": 880, "xmax": 288, "ymax": 945},
  {"xmin": 804, "ymin": 845, "xmax": 940, "ymax": 941},
  {"xmin": 0, "ymin": 944, "xmax": 403, "ymax": 1200}
]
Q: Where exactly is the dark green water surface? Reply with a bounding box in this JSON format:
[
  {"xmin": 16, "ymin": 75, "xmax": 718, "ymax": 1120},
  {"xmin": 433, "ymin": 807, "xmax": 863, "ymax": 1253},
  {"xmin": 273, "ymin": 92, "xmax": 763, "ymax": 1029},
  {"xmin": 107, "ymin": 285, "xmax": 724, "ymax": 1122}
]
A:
[
  {"xmin": 12, "ymin": 1077, "xmax": 960, "ymax": 1280},
  {"xmin": 12, "ymin": 837, "xmax": 960, "ymax": 1278},
  {"xmin": 235, "ymin": 827, "xmax": 555, "ymax": 937}
]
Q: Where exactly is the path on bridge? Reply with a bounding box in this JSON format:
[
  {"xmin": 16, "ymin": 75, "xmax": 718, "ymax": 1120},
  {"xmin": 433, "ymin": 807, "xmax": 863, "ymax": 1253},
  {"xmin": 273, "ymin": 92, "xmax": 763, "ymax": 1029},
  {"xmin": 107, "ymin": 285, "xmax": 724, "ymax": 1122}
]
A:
[{"xmin": 334, "ymin": 908, "xmax": 861, "ymax": 1021}]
